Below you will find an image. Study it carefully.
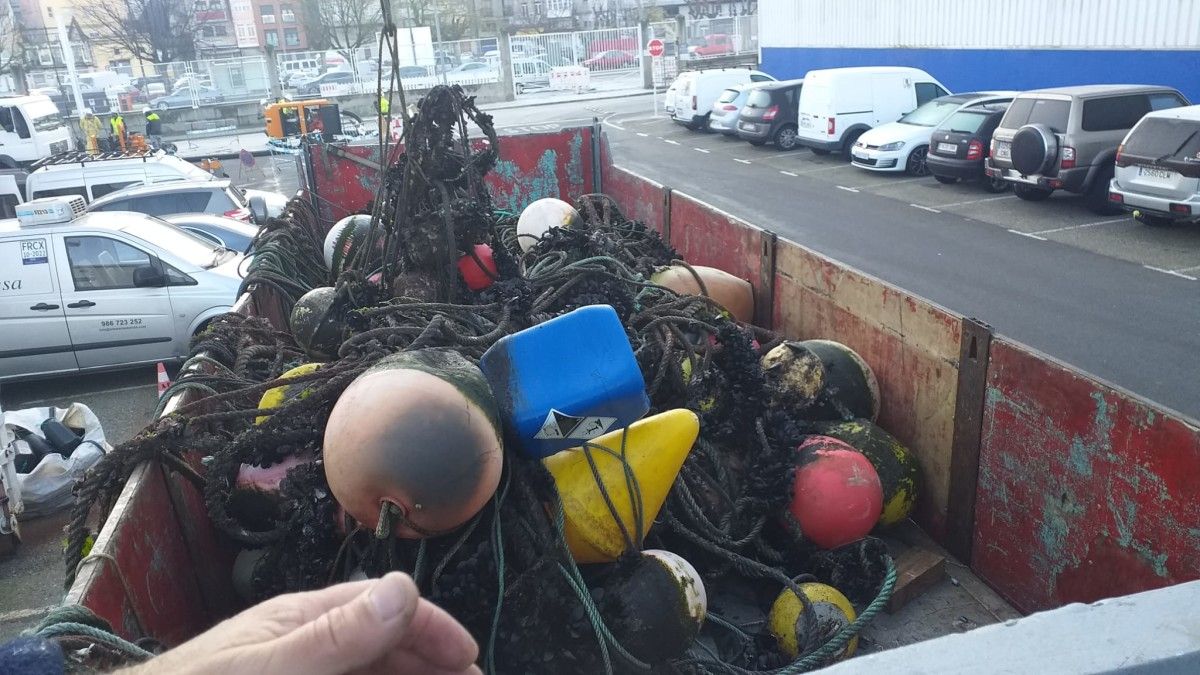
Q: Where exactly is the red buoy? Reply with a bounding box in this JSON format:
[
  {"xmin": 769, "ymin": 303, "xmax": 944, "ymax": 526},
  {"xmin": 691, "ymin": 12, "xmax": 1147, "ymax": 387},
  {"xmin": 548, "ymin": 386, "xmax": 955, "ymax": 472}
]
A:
[
  {"xmin": 789, "ymin": 436, "xmax": 882, "ymax": 549},
  {"xmin": 457, "ymin": 244, "xmax": 498, "ymax": 291}
]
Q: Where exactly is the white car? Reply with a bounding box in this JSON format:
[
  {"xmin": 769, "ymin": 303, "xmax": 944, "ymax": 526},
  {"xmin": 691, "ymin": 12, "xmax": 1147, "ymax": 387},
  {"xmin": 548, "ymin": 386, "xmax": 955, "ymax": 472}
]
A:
[
  {"xmin": 0, "ymin": 197, "xmax": 243, "ymax": 382},
  {"xmin": 851, "ymin": 91, "xmax": 1018, "ymax": 175}
]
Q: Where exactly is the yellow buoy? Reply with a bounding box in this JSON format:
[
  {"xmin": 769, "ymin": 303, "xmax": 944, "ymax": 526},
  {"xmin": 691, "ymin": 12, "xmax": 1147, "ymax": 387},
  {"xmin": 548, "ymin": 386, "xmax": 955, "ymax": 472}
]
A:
[
  {"xmin": 256, "ymin": 363, "xmax": 323, "ymax": 424},
  {"xmin": 768, "ymin": 582, "xmax": 858, "ymax": 660},
  {"xmin": 543, "ymin": 409, "xmax": 699, "ymax": 563}
]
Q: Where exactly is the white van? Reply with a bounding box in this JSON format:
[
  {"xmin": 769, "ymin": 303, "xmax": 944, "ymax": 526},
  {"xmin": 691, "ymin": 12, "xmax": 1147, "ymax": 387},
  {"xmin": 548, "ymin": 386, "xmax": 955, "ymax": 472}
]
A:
[
  {"xmin": 20, "ymin": 151, "xmax": 214, "ymax": 204},
  {"xmin": 669, "ymin": 69, "xmax": 775, "ymax": 130},
  {"xmin": 794, "ymin": 67, "xmax": 950, "ymax": 156},
  {"xmin": 0, "ymin": 95, "xmax": 75, "ymax": 168},
  {"xmin": 0, "ymin": 197, "xmax": 243, "ymax": 382}
]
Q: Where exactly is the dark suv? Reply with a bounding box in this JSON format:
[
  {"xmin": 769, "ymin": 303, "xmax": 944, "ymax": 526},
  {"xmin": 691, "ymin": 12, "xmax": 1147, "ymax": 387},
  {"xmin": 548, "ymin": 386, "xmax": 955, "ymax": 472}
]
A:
[
  {"xmin": 736, "ymin": 79, "xmax": 804, "ymax": 150},
  {"xmin": 985, "ymin": 85, "xmax": 1189, "ymax": 214}
]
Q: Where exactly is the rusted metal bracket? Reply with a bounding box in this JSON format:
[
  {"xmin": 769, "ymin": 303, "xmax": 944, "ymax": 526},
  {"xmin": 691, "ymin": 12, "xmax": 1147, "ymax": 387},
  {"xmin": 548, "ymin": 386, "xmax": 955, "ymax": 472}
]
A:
[
  {"xmin": 756, "ymin": 229, "xmax": 778, "ymax": 330},
  {"xmin": 590, "ymin": 117, "xmax": 603, "ymax": 194},
  {"xmin": 946, "ymin": 316, "xmax": 994, "ymax": 563},
  {"xmin": 661, "ymin": 186, "xmax": 673, "ymax": 245}
]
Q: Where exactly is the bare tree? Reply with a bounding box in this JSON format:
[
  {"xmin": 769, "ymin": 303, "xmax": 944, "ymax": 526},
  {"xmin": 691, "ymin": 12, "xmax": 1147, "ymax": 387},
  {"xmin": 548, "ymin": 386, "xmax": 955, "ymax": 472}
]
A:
[
  {"xmin": 402, "ymin": 0, "xmax": 472, "ymax": 42},
  {"xmin": 297, "ymin": 0, "xmax": 382, "ymax": 61},
  {"xmin": 75, "ymin": 0, "xmax": 199, "ymax": 63},
  {"xmin": 0, "ymin": 8, "xmax": 23, "ymax": 78}
]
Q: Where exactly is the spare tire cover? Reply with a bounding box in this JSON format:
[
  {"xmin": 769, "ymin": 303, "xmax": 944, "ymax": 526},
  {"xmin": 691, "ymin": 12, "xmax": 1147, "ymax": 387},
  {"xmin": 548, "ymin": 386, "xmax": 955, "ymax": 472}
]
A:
[{"xmin": 1011, "ymin": 124, "xmax": 1059, "ymax": 176}]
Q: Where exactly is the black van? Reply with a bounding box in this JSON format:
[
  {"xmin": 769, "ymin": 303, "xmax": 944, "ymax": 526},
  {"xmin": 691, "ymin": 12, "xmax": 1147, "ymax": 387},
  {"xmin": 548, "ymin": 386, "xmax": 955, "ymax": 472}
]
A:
[{"xmin": 736, "ymin": 79, "xmax": 804, "ymax": 150}]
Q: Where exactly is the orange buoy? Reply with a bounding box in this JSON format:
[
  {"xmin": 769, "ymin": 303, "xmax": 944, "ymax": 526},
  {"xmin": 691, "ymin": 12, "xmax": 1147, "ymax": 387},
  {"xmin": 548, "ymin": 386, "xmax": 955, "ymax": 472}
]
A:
[
  {"xmin": 789, "ymin": 436, "xmax": 882, "ymax": 549},
  {"xmin": 651, "ymin": 264, "xmax": 755, "ymax": 323},
  {"xmin": 457, "ymin": 244, "xmax": 498, "ymax": 291}
]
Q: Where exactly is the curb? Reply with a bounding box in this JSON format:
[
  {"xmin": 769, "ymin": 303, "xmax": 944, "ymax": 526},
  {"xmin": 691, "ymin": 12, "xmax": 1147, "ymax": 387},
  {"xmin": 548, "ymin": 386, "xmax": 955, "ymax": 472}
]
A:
[{"xmin": 482, "ymin": 89, "xmax": 652, "ymax": 111}]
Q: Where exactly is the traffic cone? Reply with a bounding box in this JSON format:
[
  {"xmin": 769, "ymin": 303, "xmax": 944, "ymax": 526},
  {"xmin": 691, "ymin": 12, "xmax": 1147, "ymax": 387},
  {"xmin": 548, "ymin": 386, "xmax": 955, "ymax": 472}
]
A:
[
  {"xmin": 543, "ymin": 409, "xmax": 699, "ymax": 563},
  {"xmin": 156, "ymin": 362, "xmax": 171, "ymax": 398}
]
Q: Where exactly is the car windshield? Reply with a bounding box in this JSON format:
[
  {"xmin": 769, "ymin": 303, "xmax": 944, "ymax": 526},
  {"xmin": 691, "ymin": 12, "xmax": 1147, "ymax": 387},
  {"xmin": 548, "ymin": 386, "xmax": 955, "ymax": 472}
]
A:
[
  {"xmin": 1123, "ymin": 117, "xmax": 1200, "ymax": 161},
  {"xmin": 941, "ymin": 110, "xmax": 989, "ymax": 134},
  {"xmin": 1001, "ymin": 98, "xmax": 1071, "ymax": 133},
  {"xmin": 717, "ymin": 89, "xmax": 740, "ymax": 104},
  {"xmin": 900, "ymin": 99, "xmax": 964, "ymax": 127},
  {"xmin": 27, "ymin": 100, "xmax": 65, "ymax": 132},
  {"xmin": 122, "ymin": 218, "xmax": 221, "ymax": 267},
  {"xmin": 745, "ymin": 90, "xmax": 771, "ymax": 108}
]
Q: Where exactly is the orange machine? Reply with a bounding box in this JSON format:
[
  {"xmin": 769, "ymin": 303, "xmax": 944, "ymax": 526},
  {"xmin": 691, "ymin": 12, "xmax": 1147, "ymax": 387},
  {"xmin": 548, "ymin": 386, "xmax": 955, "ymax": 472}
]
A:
[{"xmin": 264, "ymin": 99, "xmax": 341, "ymax": 139}]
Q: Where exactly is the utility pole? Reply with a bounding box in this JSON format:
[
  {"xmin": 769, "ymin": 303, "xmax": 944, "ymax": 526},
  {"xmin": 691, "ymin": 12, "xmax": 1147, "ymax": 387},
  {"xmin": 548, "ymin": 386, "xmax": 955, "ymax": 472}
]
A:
[{"xmin": 54, "ymin": 12, "xmax": 85, "ymax": 117}]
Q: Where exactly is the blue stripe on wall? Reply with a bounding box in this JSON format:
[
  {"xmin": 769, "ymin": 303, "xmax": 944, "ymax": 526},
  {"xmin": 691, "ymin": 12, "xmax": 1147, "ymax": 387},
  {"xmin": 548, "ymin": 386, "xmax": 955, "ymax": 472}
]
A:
[{"xmin": 761, "ymin": 48, "xmax": 1200, "ymax": 103}]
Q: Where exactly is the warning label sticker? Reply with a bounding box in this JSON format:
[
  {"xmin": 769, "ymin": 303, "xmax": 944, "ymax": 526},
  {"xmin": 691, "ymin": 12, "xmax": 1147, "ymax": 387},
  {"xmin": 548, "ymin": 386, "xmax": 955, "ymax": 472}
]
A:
[{"xmin": 534, "ymin": 409, "xmax": 617, "ymax": 441}]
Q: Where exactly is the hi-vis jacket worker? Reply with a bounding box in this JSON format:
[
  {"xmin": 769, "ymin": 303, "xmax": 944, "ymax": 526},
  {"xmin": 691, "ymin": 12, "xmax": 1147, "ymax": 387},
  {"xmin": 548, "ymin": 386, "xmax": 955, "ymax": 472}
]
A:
[
  {"xmin": 80, "ymin": 110, "xmax": 102, "ymax": 154},
  {"xmin": 143, "ymin": 107, "xmax": 163, "ymax": 147},
  {"xmin": 109, "ymin": 112, "xmax": 127, "ymax": 152}
]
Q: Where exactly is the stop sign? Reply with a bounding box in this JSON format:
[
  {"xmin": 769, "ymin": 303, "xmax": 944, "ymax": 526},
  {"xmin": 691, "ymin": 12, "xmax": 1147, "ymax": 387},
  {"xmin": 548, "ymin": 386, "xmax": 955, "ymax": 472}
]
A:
[{"xmin": 647, "ymin": 39, "xmax": 665, "ymax": 57}]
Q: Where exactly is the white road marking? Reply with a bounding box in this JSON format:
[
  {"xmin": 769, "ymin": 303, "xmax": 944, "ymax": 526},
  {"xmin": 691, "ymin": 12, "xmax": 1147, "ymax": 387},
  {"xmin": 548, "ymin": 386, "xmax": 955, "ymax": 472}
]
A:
[
  {"xmin": 733, "ymin": 158, "xmax": 752, "ymax": 164},
  {"xmin": 694, "ymin": 148, "xmax": 710, "ymax": 153},
  {"xmin": 664, "ymin": 139, "xmax": 680, "ymax": 145},
  {"xmin": 780, "ymin": 170, "xmax": 798, "ymax": 177},
  {"xmin": 1008, "ymin": 229, "xmax": 1048, "ymax": 241},
  {"xmin": 0, "ymin": 606, "xmax": 53, "ymax": 623},
  {"xmin": 910, "ymin": 204, "xmax": 942, "ymax": 213},
  {"xmin": 1144, "ymin": 265, "xmax": 1198, "ymax": 281},
  {"xmin": 835, "ymin": 185, "xmax": 860, "ymax": 193},
  {"xmin": 1031, "ymin": 218, "xmax": 1129, "ymax": 235},
  {"xmin": 787, "ymin": 163, "xmax": 855, "ymax": 175},
  {"xmin": 636, "ymin": 132, "xmax": 648, "ymax": 137},
  {"xmin": 848, "ymin": 177, "xmax": 928, "ymax": 190},
  {"xmin": 936, "ymin": 194, "xmax": 1017, "ymax": 208}
]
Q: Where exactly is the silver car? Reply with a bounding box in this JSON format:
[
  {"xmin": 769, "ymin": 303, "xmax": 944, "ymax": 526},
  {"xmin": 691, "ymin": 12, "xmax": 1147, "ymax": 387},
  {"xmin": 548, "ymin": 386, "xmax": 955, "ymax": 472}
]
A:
[
  {"xmin": 709, "ymin": 83, "xmax": 771, "ymax": 136},
  {"xmin": 0, "ymin": 200, "xmax": 243, "ymax": 382}
]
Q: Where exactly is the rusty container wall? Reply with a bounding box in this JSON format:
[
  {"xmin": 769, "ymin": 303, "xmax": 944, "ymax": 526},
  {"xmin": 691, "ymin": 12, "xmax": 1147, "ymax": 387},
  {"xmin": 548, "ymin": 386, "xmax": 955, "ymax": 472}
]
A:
[
  {"xmin": 602, "ymin": 165, "xmax": 667, "ymax": 234},
  {"xmin": 972, "ymin": 338, "xmax": 1200, "ymax": 613}
]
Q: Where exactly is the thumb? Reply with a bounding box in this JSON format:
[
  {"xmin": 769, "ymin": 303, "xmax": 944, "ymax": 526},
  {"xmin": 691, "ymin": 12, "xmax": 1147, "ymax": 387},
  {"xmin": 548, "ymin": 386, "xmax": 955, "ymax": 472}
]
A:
[{"xmin": 266, "ymin": 572, "xmax": 418, "ymax": 675}]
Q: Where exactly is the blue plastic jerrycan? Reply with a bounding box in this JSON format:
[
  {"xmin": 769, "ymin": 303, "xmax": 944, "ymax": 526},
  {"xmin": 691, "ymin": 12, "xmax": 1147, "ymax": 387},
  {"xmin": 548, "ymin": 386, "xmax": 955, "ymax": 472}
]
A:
[{"xmin": 480, "ymin": 304, "xmax": 650, "ymax": 459}]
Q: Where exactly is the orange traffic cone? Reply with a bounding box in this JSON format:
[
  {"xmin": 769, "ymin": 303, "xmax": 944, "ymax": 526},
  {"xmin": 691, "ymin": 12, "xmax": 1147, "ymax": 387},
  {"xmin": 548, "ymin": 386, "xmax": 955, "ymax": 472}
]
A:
[{"xmin": 156, "ymin": 362, "xmax": 171, "ymax": 398}]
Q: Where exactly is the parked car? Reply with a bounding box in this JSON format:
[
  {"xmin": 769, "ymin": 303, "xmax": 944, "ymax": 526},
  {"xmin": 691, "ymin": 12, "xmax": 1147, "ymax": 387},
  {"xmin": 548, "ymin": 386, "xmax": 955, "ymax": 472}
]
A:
[
  {"xmin": 795, "ymin": 67, "xmax": 950, "ymax": 157},
  {"xmin": 852, "ymin": 91, "xmax": 1017, "ymax": 175},
  {"xmin": 17, "ymin": 152, "xmax": 213, "ymax": 203},
  {"xmin": 736, "ymin": 79, "xmax": 805, "ymax": 149},
  {"xmin": 449, "ymin": 62, "xmax": 492, "ymax": 76},
  {"xmin": 164, "ymin": 213, "xmax": 261, "ymax": 252},
  {"xmin": 688, "ymin": 34, "xmax": 737, "ymax": 59},
  {"xmin": 0, "ymin": 199, "xmax": 242, "ymax": 382},
  {"xmin": 1108, "ymin": 104, "xmax": 1200, "ymax": 226},
  {"xmin": 927, "ymin": 103, "xmax": 1013, "ymax": 192},
  {"xmin": 986, "ymin": 85, "xmax": 1189, "ymax": 214},
  {"xmin": 150, "ymin": 86, "xmax": 225, "ymax": 111},
  {"xmin": 86, "ymin": 180, "xmax": 287, "ymax": 222},
  {"xmin": 512, "ymin": 59, "xmax": 552, "ymax": 94},
  {"xmin": 298, "ymin": 71, "xmax": 356, "ymax": 97},
  {"xmin": 583, "ymin": 50, "xmax": 637, "ymax": 70},
  {"xmin": 709, "ymin": 82, "xmax": 772, "ymax": 136},
  {"xmin": 669, "ymin": 69, "xmax": 775, "ymax": 131}
]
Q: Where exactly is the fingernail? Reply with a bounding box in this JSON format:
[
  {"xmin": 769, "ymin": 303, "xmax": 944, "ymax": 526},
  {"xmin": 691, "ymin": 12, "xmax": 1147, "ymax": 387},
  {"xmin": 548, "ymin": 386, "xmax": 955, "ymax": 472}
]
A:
[{"xmin": 368, "ymin": 572, "xmax": 413, "ymax": 621}]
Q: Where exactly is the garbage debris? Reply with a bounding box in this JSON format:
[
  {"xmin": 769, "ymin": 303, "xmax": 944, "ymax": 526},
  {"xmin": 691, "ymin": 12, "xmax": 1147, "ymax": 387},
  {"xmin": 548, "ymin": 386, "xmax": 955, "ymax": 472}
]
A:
[
  {"xmin": 3, "ymin": 404, "xmax": 110, "ymax": 518},
  {"xmin": 61, "ymin": 85, "xmax": 906, "ymax": 674}
]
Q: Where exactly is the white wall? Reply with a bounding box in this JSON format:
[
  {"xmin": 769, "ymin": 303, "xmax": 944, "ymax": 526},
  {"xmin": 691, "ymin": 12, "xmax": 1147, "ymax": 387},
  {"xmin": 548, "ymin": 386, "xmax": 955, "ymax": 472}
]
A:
[{"xmin": 760, "ymin": 0, "xmax": 1200, "ymax": 50}]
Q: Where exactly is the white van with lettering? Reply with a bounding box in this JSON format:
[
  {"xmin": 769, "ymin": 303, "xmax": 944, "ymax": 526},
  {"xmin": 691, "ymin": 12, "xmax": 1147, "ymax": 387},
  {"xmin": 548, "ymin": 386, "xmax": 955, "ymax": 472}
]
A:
[
  {"xmin": 0, "ymin": 94, "xmax": 75, "ymax": 168},
  {"xmin": 0, "ymin": 196, "xmax": 243, "ymax": 382}
]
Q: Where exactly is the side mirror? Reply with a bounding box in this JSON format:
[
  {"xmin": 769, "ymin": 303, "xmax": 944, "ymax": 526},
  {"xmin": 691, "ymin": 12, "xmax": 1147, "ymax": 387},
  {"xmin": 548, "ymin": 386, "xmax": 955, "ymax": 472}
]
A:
[
  {"xmin": 133, "ymin": 264, "xmax": 166, "ymax": 287},
  {"xmin": 249, "ymin": 195, "xmax": 269, "ymax": 224}
]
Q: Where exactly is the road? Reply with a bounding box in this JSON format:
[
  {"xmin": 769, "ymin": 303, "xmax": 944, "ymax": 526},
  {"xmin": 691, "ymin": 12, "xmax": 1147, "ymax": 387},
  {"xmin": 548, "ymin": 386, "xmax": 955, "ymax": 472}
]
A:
[{"xmin": 480, "ymin": 95, "xmax": 1200, "ymax": 418}]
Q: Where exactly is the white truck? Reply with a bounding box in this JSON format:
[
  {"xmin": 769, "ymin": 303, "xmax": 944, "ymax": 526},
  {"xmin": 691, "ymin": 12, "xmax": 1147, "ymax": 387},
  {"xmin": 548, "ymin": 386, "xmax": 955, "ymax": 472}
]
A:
[{"xmin": 0, "ymin": 95, "xmax": 75, "ymax": 168}]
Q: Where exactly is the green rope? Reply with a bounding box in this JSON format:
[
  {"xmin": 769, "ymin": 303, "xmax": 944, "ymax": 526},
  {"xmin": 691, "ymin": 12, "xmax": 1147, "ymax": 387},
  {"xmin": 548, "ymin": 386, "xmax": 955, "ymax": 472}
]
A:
[{"xmin": 27, "ymin": 605, "xmax": 154, "ymax": 662}]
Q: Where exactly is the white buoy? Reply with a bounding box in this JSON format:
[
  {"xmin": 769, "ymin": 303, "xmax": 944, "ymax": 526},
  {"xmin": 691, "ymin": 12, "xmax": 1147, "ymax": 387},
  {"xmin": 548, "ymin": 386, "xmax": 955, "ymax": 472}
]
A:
[{"xmin": 516, "ymin": 198, "xmax": 580, "ymax": 252}]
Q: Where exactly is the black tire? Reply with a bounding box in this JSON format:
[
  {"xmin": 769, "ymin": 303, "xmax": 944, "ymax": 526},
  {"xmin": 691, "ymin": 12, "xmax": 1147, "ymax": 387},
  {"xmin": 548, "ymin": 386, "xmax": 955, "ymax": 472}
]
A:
[
  {"xmin": 0, "ymin": 155, "xmax": 17, "ymax": 169},
  {"xmin": 933, "ymin": 174, "xmax": 958, "ymax": 185},
  {"xmin": 1085, "ymin": 164, "xmax": 1122, "ymax": 215},
  {"xmin": 1136, "ymin": 213, "xmax": 1174, "ymax": 227},
  {"xmin": 982, "ymin": 173, "xmax": 1010, "ymax": 193},
  {"xmin": 811, "ymin": 148, "xmax": 832, "ymax": 156},
  {"xmin": 840, "ymin": 130, "xmax": 865, "ymax": 159},
  {"xmin": 1014, "ymin": 184, "xmax": 1053, "ymax": 201},
  {"xmin": 157, "ymin": 101, "xmax": 169, "ymax": 111},
  {"xmin": 773, "ymin": 124, "xmax": 799, "ymax": 150},
  {"xmin": 905, "ymin": 145, "xmax": 931, "ymax": 176},
  {"xmin": 695, "ymin": 113, "xmax": 711, "ymax": 132}
]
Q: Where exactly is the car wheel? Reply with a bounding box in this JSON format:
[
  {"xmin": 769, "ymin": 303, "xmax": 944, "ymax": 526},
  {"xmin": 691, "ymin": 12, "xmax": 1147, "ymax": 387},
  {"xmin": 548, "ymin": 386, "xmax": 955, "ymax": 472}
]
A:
[
  {"xmin": 811, "ymin": 148, "xmax": 832, "ymax": 156},
  {"xmin": 1013, "ymin": 184, "xmax": 1053, "ymax": 201},
  {"xmin": 1136, "ymin": 212, "xmax": 1173, "ymax": 227},
  {"xmin": 905, "ymin": 145, "xmax": 931, "ymax": 176},
  {"xmin": 982, "ymin": 173, "xmax": 1010, "ymax": 193},
  {"xmin": 840, "ymin": 130, "xmax": 865, "ymax": 159},
  {"xmin": 0, "ymin": 155, "xmax": 17, "ymax": 169},
  {"xmin": 933, "ymin": 175, "xmax": 958, "ymax": 185},
  {"xmin": 774, "ymin": 124, "xmax": 799, "ymax": 150},
  {"xmin": 1085, "ymin": 164, "xmax": 1122, "ymax": 215},
  {"xmin": 697, "ymin": 113, "xmax": 712, "ymax": 132},
  {"xmin": 157, "ymin": 101, "xmax": 169, "ymax": 111},
  {"xmin": 516, "ymin": 83, "xmax": 525, "ymax": 94}
]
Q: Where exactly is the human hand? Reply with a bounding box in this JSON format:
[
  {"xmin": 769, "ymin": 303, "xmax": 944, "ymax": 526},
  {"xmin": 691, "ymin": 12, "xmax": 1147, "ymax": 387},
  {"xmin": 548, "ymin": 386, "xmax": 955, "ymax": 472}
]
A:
[{"xmin": 123, "ymin": 572, "xmax": 480, "ymax": 675}]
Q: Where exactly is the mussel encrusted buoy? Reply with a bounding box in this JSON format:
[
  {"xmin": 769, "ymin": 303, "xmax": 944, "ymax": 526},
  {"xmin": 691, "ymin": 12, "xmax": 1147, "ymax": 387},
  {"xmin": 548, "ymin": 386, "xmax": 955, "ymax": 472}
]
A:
[
  {"xmin": 651, "ymin": 264, "xmax": 755, "ymax": 324},
  {"xmin": 516, "ymin": 197, "xmax": 580, "ymax": 252},
  {"xmin": 290, "ymin": 287, "xmax": 347, "ymax": 360},
  {"xmin": 789, "ymin": 436, "xmax": 882, "ymax": 549},
  {"xmin": 597, "ymin": 549, "xmax": 707, "ymax": 663},
  {"xmin": 768, "ymin": 582, "xmax": 858, "ymax": 660},
  {"xmin": 322, "ymin": 349, "xmax": 504, "ymax": 538},
  {"xmin": 764, "ymin": 340, "xmax": 880, "ymax": 422},
  {"xmin": 255, "ymin": 363, "xmax": 323, "ymax": 424},
  {"xmin": 816, "ymin": 419, "xmax": 919, "ymax": 526}
]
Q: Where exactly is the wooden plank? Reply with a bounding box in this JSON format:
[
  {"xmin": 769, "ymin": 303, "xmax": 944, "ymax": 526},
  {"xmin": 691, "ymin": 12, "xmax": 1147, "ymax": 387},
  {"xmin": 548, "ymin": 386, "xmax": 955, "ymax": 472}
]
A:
[
  {"xmin": 886, "ymin": 546, "xmax": 947, "ymax": 614},
  {"xmin": 945, "ymin": 317, "xmax": 993, "ymax": 563}
]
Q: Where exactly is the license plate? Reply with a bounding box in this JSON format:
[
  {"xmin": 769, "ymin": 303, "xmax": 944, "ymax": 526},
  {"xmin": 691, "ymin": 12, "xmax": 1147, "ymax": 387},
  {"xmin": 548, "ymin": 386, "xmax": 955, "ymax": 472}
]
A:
[
  {"xmin": 799, "ymin": 117, "xmax": 813, "ymax": 128},
  {"xmin": 740, "ymin": 122, "xmax": 755, "ymax": 131},
  {"xmin": 1138, "ymin": 165, "xmax": 1174, "ymax": 180},
  {"xmin": 937, "ymin": 142, "xmax": 958, "ymax": 154},
  {"xmin": 994, "ymin": 143, "xmax": 1011, "ymax": 160}
]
